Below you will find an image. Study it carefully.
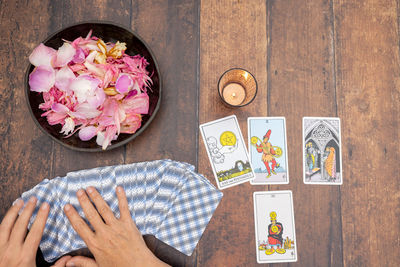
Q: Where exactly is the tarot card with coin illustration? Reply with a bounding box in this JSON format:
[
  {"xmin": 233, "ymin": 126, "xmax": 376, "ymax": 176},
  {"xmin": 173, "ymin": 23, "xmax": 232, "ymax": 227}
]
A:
[
  {"xmin": 303, "ymin": 117, "xmax": 343, "ymax": 185},
  {"xmin": 253, "ymin": 191, "xmax": 297, "ymax": 264},
  {"xmin": 248, "ymin": 117, "xmax": 289, "ymax": 184},
  {"xmin": 200, "ymin": 115, "xmax": 255, "ymax": 190}
]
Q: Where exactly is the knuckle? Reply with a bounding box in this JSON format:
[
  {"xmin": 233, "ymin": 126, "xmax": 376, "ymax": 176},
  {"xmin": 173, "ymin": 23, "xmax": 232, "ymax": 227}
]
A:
[
  {"xmin": 85, "ymin": 211, "xmax": 97, "ymax": 222},
  {"xmin": 74, "ymin": 218, "xmax": 88, "ymax": 230},
  {"xmin": 99, "ymin": 205, "xmax": 110, "ymax": 216}
]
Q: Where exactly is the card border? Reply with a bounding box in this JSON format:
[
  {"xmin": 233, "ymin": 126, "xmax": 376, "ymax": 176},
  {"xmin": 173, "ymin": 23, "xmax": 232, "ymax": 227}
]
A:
[
  {"xmin": 253, "ymin": 190, "xmax": 297, "ymax": 264},
  {"xmin": 199, "ymin": 115, "xmax": 255, "ymax": 190},
  {"xmin": 248, "ymin": 117, "xmax": 290, "ymax": 185},
  {"xmin": 302, "ymin": 117, "xmax": 343, "ymax": 185}
]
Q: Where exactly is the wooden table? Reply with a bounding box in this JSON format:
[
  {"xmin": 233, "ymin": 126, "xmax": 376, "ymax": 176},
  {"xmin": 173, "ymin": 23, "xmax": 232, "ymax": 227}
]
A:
[{"xmin": 0, "ymin": 0, "xmax": 399, "ymax": 266}]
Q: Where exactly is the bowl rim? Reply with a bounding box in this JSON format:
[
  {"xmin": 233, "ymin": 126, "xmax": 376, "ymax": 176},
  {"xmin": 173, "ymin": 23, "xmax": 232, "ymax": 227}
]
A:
[{"xmin": 24, "ymin": 20, "xmax": 162, "ymax": 152}]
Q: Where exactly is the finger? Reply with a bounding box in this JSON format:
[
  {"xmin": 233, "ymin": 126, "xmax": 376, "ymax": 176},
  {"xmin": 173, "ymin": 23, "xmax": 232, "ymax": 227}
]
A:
[
  {"xmin": 66, "ymin": 256, "xmax": 98, "ymax": 267},
  {"xmin": 9, "ymin": 196, "xmax": 37, "ymax": 243},
  {"xmin": 86, "ymin": 186, "xmax": 116, "ymax": 225},
  {"xmin": 64, "ymin": 204, "xmax": 95, "ymax": 244},
  {"xmin": 0, "ymin": 199, "xmax": 24, "ymax": 244},
  {"xmin": 76, "ymin": 189, "xmax": 104, "ymax": 230},
  {"xmin": 23, "ymin": 202, "xmax": 49, "ymax": 258},
  {"xmin": 116, "ymin": 186, "xmax": 132, "ymax": 221},
  {"xmin": 51, "ymin": 255, "xmax": 72, "ymax": 267}
]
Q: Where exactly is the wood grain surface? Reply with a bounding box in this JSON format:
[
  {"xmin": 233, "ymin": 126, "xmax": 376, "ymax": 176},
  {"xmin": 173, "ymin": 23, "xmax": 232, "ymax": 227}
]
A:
[
  {"xmin": 198, "ymin": 0, "xmax": 267, "ymax": 266},
  {"xmin": 333, "ymin": 0, "xmax": 400, "ymax": 266},
  {"xmin": 0, "ymin": 0, "xmax": 399, "ymax": 266},
  {"xmin": 267, "ymin": 0, "xmax": 343, "ymax": 266}
]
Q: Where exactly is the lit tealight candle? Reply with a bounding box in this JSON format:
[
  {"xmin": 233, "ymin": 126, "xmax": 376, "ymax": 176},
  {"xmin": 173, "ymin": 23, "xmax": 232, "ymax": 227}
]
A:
[{"xmin": 222, "ymin": 83, "xmax": 246, "ymax": 106}]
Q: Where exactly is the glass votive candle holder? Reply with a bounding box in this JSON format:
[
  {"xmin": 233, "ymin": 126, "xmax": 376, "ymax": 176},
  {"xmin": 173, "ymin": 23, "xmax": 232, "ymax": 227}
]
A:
[{"xmin": 218, "ymin": 68, "xmax": 257, "ymax": 107}]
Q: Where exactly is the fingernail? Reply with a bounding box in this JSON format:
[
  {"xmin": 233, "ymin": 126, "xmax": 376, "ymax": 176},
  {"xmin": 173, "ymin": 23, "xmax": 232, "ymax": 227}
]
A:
[
  {"xmin": 14, "ymin": 199, "xmax": 23, "ymax": 206},
  {"xmin": 29, "ymin": 196, "xmax": 37, "ymax": 203},
  {"xmin": 41, "ymin": 202, "xmax": 49, "ymax": 210},
  {"xmin": 66, "ymin": 262, "xmax": 75, "ymax": 267},
  {"xmin": 116, "ymin": 186, "xmax": 122, "ymax": 193},
  {"xmin": 64, "ymin": 204, "xmax": 71, "ymax": 211},
  {"xmin": 77, "ymin": 189, "xmax": 84, "ymax": 197},
  {"xmin": 86, "ymin": 186, "xmax": 94, "ymax": 194}
]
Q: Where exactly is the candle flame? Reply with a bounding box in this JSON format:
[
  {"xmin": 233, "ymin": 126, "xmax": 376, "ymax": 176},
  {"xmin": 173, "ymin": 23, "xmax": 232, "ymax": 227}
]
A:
[
  {"xmin": 232, "ymin": 92, "xmax": 236, "ymax": 97},
  {"xmin": 243, "ymin": 71, "xmax": 249, "ymax": 80}
]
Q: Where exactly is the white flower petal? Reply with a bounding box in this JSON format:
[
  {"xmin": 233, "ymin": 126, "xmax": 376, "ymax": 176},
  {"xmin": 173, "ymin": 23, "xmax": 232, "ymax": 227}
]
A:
[{"xmin": 60, "ymin": 117, "xmax": 75, "ymax": 135}]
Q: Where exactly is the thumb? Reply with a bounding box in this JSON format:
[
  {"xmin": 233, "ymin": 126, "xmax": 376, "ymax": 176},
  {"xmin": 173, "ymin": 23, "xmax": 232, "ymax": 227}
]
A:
[{"xmin": 66, "ymin": 256, "xmax": 98, "ymax": 267}]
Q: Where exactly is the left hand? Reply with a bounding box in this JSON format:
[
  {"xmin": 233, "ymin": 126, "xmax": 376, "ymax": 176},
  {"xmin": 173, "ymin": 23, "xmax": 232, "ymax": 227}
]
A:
[{"xmin": 0, "ymin": 197, "xmax": 49, "ymax": 267}]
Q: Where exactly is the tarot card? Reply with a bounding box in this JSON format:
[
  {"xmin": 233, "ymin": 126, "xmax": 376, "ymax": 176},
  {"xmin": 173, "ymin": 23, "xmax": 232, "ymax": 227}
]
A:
[
  {"xmin": 147, "ymin": 162, "xmax": 189, "ymax": 236},
  {"xmin": 248, "ymin": 117, "xmax": 289, "ymax": 184},
  {"xmin": 200, "ymin": 115, "xmax": 255, "ymax": 190},
  {"xmin": 303, "ymin": 117, "xmax": 343, "ymax": 185},
  {"xmin": 253, "ymin": 191, "xmax": 297, "ymax": 264}
]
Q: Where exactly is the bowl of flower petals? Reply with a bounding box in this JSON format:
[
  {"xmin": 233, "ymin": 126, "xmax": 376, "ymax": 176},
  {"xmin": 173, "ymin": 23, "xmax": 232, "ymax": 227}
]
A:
[{"xmin": 25, "ymin": 22, "xmax": 161, "ymax": 151}]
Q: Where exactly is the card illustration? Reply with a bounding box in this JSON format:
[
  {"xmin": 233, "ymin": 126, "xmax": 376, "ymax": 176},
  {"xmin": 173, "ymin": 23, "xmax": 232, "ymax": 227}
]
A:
[
  {"xmin": 253, "ymin": 191, "xmax": 297, "ymax": 264},
  {"xmin": 303, "ymin": 117, "xmax": 342, "ymax": 185},
  {"xmin": 248, "ymin": 117, "xmax": 289, "ymax": 184},
  {"xmin": 200, "ymin": 115, "xmax": 255, "ymax": 190}
]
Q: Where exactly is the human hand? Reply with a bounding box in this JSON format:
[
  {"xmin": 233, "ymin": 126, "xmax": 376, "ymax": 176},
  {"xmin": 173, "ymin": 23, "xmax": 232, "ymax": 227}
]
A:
[
  {"xmin": 0, "ymin": 197, "xmax": 49, "ymax": 267},
  {"xmin": 59, "ymin": 186, "xmax": 169, "ymax": 267}
]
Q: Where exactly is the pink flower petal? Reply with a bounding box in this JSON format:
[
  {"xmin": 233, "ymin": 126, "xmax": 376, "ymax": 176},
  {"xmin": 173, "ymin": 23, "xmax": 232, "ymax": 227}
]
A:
[
  {"xmin": 126, "ymin": 89, "xmax": 138, "ymax": 99},
  {"xmin": 71, "ymin": 103, "xmax": 101, "ymax": 119},
  {"xmin": 51, "ymin": 103, "xmax": 69, "ymax": 114},
  {"xmin": 46, "ymin": 111, "xmax": 67, "ymax": 125},
  {"xmin": 29, "ymin": 65, "xmax": 55, "ymax": 92},
  {"xmin": 120, "ymin": 114, "xmax": 142, "ymax": 134},
  {"xmin": 70, "ymin": 64, "xmax": 86, "ymax": 73},
  {"xmin": 55, "ymin": 66, "xmax": 75, "ymax": 92},
  {"xmin": 121, "ymin": 93, "xmax": 149, "ymax": 114},
  {"xmin": 115, "ymin": 74, "xmax": 133, "ymax": 94},
  {"xmin": 98, "ymin": 99, "xmax": 118, "ymax": 127},
  {"xmin": 53, "ymin": 43, "xmax": 76, "ymax": 67},
  {"xmin": 87, "ymin": 86, "xmax": 106, "ymax": 108},
  {"xmin": 29, "ymin": 43, "xmax": 56, "ymax": 67},
  {"xmin": 102, "ymin": 126, "xmax": 118, "ymax": 150},
  {"xmin": 84, "ymin": 61, "xmax": 105, "ymax": 78},
  {"xmin": 79, "ymin": 126, "xmax": 97, "ymax": 141},
  {"xmin": 72, "ymin": 48, "xmax": 85, "ymax": 64}
]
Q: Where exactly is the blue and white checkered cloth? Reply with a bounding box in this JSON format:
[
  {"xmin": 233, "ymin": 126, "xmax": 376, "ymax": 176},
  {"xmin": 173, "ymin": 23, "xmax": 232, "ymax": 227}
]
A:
[{"xmin": 18, "ymin": 159, "xmax": 223, "ymax": 262}]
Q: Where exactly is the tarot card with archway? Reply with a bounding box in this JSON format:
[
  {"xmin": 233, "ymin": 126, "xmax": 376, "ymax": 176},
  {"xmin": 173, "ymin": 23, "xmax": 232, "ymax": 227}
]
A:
[{"xmin": 303, "ymin": 117, "xmax": 343, "ymax": 185}]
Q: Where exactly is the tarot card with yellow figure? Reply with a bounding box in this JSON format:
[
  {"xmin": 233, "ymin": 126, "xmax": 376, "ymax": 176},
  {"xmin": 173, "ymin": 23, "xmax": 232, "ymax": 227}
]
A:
[
  {"xmin": 253, "ymin": 191, "xmax": 297, "ymax": 263},
  {"xmin": 248, "ymin": 117, "xmax": 289, "ymax": 184}
]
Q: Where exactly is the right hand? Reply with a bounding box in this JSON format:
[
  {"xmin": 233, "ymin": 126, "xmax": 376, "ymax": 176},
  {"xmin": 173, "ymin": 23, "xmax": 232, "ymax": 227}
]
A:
[{"xmin": 54, "ymin": 186, "xmax": 169, "ymax": 267}]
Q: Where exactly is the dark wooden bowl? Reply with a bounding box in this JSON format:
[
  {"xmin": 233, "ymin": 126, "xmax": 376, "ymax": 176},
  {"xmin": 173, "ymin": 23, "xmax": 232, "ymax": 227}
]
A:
[{"xmin": 25, "ymin": 21, "xmax": 161, "ymax": 152}]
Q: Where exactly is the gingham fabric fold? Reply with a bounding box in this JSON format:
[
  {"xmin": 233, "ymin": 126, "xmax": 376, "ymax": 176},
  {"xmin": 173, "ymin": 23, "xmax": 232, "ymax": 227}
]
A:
[{"xmin": 18, "ymin": 159, "xmax": 223, "ymax": 262}]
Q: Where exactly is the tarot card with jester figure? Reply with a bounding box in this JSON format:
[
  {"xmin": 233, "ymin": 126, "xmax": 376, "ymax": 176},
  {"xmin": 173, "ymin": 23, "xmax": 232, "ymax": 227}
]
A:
[
  {"xmin": 248, "ymin": 117, "xmax": 289, "ymax": 184},
  {"xmin": 303, "ymin": 117, "xmax": 343, "ymax": 185},
  {"xmin": 200, "ymin": 115, "xmax": 255, "ymax": 190}
]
